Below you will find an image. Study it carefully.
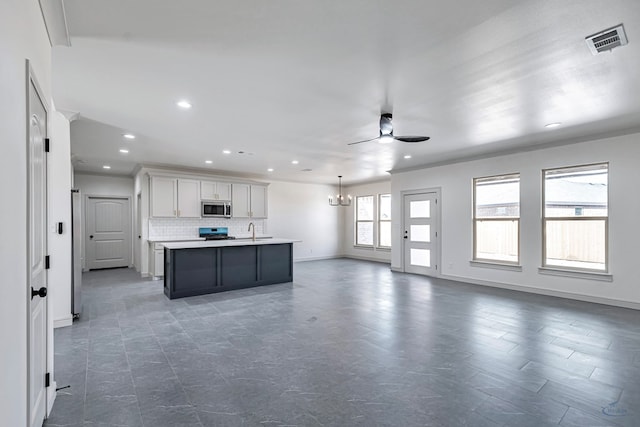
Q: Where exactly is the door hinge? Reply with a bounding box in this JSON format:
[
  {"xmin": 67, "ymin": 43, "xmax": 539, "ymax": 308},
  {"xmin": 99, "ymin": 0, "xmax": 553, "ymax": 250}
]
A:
[
  {"xmin": 436, "ymin": 264, "xmax": 438, "ymax": 270},
  {"xmin": 45, "ymin": 372, "xmax": 50, "ymax": 387},
  {"xmin": 44, "ymin": 138, "xmax": 50, "ymax": 152},
  {"xmin": 45, "ymin": 255, "xmax": 50, "ymax": 269}
]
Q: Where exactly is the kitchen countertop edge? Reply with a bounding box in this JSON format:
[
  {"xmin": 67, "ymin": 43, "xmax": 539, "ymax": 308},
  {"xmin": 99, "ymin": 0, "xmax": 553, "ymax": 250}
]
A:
[{"xmin": 161, "ymin": 238, "xmax": 301, "ymax": 249}]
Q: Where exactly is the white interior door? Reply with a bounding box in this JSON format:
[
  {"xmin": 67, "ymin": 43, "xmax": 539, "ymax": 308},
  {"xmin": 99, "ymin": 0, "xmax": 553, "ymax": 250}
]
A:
[
  {"xmin": 86, "ymin": 197, "xmax": 131, "ymax": 270},
  {"xmin": 403, "ymin": 192, "xmax": 439, "ymax": 276},
  {"xmin": 28, "ymin": 73, "xmax": 48, "ymax": 427}
]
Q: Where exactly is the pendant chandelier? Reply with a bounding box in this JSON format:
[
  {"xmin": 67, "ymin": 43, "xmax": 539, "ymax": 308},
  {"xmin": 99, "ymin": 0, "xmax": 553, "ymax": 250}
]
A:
[{"xmin": 329, "ymin": 175, "xmax": 352, "ymax": 206}]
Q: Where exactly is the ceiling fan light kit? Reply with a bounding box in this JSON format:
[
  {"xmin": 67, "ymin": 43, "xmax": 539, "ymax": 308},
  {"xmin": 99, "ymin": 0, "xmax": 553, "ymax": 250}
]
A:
[
  {"xmin": 348, "ymin": 113, "xmax": 430, "ymax": 145},
  {"xmin": 329, "ymin": 175, "xmax": 352, "ymax": 206}
]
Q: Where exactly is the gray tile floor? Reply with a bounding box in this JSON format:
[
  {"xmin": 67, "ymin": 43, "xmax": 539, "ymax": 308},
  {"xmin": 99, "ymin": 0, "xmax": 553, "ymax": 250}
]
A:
[{"xmin": 45, "ymin": 259, "xmax": 640, "ymax": 426}]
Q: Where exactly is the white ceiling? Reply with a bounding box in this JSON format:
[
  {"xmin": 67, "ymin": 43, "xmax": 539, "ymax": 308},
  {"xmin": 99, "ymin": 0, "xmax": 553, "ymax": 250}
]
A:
[{"xmin": 52, "ymin": 0, "xmax": 640, "ymax": 185}]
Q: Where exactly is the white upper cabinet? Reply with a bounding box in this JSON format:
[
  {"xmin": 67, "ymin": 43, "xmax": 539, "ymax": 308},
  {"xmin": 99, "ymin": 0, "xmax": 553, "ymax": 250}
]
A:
[
  {"xmin": 217, "ymin": 182, "xmax": 232, "ymax": 201},
  {"xmin": 150, "ymin": 173, "xmax": 266, "ymax": 219},
  {"xmin": 201, "ymin": 180, "xmax": 231, "ymax": 201},
  {"xmin": 231, "ymin": 183, "xmax": 250, "ymax": 218},
  {"xmin": 150, "ymin": 176, "xmax": 177, "ymax": 217},
  {"xmin": 250, "ymin": 185, "xmax": 268, "ymax": 218},
  {"xmin": 150, "ymin": 177, "xmax": 201, "ymax": 218},
  {"xmin": 176, "ymin": 179, "xmax": 201, "ymax": 217},
  {"xmin": 231, "ymin": 183, "xmax": 268, "ymax": 218}
]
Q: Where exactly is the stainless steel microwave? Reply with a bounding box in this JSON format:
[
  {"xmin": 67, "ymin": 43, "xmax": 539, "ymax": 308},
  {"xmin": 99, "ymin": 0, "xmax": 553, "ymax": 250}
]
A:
[{"xmin": 201, "ymin": 201, "xmax": 231, "ymax": 218}]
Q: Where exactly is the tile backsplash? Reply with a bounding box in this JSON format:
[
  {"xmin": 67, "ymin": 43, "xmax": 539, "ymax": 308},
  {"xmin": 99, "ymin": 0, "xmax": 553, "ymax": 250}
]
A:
[{"xmin": 149, "ymin": 217, "xmax": 265, "ymax": 240}]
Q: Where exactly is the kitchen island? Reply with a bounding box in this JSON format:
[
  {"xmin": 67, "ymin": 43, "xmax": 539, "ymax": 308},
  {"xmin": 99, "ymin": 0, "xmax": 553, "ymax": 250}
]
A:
[{"xmin": 162, "ymin": 238, "xmax": 298, "ymax": 299}]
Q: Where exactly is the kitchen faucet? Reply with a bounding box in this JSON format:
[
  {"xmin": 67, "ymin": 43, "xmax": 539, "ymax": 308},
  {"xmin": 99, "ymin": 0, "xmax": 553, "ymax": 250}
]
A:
[{"xmin": 248, "ymin": 222, "xmax": 256, "ymax": 241}]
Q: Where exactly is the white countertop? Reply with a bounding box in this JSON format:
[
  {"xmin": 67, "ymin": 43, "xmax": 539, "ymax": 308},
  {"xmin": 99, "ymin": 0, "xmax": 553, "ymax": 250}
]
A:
[
  {"xmin": 233, "ymin": 234, "xmax": 272, "ymax": 240},
  {"xmin": 161, "ymin": 238, "xmax": 300, "ymax": 249},
  {"xmin": 148, "ymin": 234, "xmax": 272, "ymax": 243},
  {"xmin": 148, "ymin": 237, "xmax": 205, "ymax": 243}
]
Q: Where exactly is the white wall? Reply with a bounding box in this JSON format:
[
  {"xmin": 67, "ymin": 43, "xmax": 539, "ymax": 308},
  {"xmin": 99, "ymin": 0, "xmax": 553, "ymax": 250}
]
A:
[
  {"xmin": 391, "ymin": 133, "xmax": 640, "ymax": 308},
  {"xmin": 0, "ymin": 0, "xmax": 53, "ymax": 424},
  {"xmin": 134, "ymin": 170, "xmax": 149, "ymax": 274},
  {"xmin": 342, "ymin": 180, "xmax": 392, "ymax": 263},
  {"xmin": 73, "ymin": 173, "xmax": 135, "ymax": 269},
  {"xmin": 74, "ymin": 172, "xmax": 135, "ymax": 198},
  {"xmin": 49, "ymin": 112, "xmax": 73, "ymax": 328},
  {"xmin": 267, "ymin": 180, "xmax": 342, "ymax": 261}
]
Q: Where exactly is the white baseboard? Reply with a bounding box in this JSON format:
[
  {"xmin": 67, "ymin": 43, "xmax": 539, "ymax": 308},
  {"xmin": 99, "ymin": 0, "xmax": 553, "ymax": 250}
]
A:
[
  {"xmin": 342, "ymin": 255, "xmax": 391, "ymax": 264},
  {"xmin": 54, "ymin": 317, "xmax": 73, "ymax": 329},
  {"xmin": 294, "ymin": 255, "xmax": 341, "ymax": 263},
  {"xmin": 440, "ymin": 273, "xmax": 640, "ymax": 311},
  {"xmin": 47, "ymin": 381, "xmax": 56, "ymax": 415}
]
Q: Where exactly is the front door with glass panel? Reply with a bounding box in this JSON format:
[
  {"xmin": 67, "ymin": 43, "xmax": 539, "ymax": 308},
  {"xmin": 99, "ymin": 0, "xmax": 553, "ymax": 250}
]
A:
[{"xmin": 403, "ymin": 192, "xmax": 439, "ymax": 275}]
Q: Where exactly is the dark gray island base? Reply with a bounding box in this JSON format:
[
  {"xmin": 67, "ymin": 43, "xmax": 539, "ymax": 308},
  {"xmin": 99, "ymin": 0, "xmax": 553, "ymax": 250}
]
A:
[{"xmin": 163, "ymin": 239, "xmax": 295, "ymax": 299}]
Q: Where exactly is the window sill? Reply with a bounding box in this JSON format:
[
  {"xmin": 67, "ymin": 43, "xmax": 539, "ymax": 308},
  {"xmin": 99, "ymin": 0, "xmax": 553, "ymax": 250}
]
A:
[
  {"xmin": 538, "ymin": 267, "xmax": 613, "ymax": 282},
  {"xmin": 353, "ymin": 245, "xmax": 374, "ymax": 250},
  {"xmin": 470, "ymin": 260, "xmax": 522, "ymax": 272}
]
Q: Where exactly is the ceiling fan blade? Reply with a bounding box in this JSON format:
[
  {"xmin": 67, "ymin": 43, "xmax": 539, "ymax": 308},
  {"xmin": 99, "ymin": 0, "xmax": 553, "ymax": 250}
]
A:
[
  {"xmin": 347, "ymin": 136, "xmax": 380, "ymax": 146},
  {"xmin": 394, "ymin": 136, "xmax": 430, "ymax": 143}
]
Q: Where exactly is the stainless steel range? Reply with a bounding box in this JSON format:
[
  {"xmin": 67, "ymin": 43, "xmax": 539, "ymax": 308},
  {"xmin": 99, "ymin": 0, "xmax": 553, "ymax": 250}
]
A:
[{"xmin": 199, "ymin": 227, "xmax": 235, "ymax": 240}]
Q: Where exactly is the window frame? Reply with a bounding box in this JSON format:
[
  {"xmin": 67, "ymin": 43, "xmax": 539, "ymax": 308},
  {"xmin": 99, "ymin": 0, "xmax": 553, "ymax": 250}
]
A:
[
  {"xmin": 377, "ymin": 193, "xmax": 391, "ymax": 249},
  {"xmin": 472, "ymin": 173, "xmax": 521, "ymax": 266},
  {"xmin": 541, "ymin": 162, "xmax": 609, "ymax": 273},
  {"xmin": 355, "ymin": 195, "xmax": 375, "ymax": 247}
]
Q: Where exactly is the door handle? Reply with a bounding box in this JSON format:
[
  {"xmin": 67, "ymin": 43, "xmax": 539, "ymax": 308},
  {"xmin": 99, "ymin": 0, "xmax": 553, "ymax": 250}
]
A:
[
  {"xmin": 31, "ymin": 287, "xmax": 47, "ymax": 300},
  {"xmin": 89, "ymin": 235, "xmax": 94, "ymax": 239}
]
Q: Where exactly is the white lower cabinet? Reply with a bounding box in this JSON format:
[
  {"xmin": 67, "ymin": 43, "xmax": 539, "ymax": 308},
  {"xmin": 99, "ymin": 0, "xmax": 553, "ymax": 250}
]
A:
[{"xmin": 150, "ymin": 243, "xmax": 165, "ymax": 277}]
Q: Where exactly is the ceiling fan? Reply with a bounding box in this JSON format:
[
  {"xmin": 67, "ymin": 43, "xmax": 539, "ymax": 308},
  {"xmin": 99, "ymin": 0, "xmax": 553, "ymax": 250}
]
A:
[{"xmin": 348, "ymin": 113, "xmax": 430, "ymax": 145}]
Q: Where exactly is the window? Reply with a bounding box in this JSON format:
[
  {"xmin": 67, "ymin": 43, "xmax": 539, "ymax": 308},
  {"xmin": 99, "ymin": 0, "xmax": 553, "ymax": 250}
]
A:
[
  {"xmin": 378, "ymin": 194, "xmax": 391, "ymax": 247},
  {"xmin": 543, "ymin": 163, "xmax": 608, "ymax": 271},
  {"xmin": 355, "ymin": 195, "xmax": 374, "ymax": 246},
  {"xmin": 473, "ymin": 173, "xmax": 520, "ymax": 264}
]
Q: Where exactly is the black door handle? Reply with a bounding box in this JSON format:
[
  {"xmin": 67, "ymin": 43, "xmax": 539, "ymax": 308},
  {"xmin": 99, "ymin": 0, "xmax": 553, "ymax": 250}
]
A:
[
  {"xmin": 31, "ymin": 287, "xmax": 47, "ymax": 300},
  {"xmin": 404, "ymin": 236, "xmax": 408, "ymax": 239},
  {"xmin": 89, "ymin": 235, "xmax": 94, "ymax": 239}
]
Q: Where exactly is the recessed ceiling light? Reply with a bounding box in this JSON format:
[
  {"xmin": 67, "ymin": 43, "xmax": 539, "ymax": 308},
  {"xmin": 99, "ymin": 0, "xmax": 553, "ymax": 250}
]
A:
[
  {"xmin": 545, "ymin": 122, "xmax": 562, "ymax": 128},
  {"xmin": 291, "ymin": 160, "xmax": 299, "ymax": 165},
  {"xmin": 103, "ymin": 165, "xmax": 111, "ymax": 170},
  {"xmin": 119, "ymin": 149, "xmax": 129, "ymax": 154},
  {"xmin": 267, "ymin": 168, "xmax": 274, "ymax": 172},
  {"xmin": 123, "ymin": 133, "xmax": 135, "ymax": 140},
  {"xmin": 222, "ymin": 150, "xmax": 231, "ymax": 154},
  {"xmin": 205, "ymin": 160, "xmax": 213, "ymax": 164},
  {"xmin": 404, "ymin": 155, "xmax": 412, "ymax": 159},
  {"xmin": 177, "ymin": 100, "xmax": 192, "ymax": 109}
]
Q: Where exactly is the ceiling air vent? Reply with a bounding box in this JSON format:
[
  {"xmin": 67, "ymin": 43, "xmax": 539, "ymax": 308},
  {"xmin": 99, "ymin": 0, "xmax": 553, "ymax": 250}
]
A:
[{"xmin": 585, "ymin": 24, "xmax": 628, "ymax": 55}]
